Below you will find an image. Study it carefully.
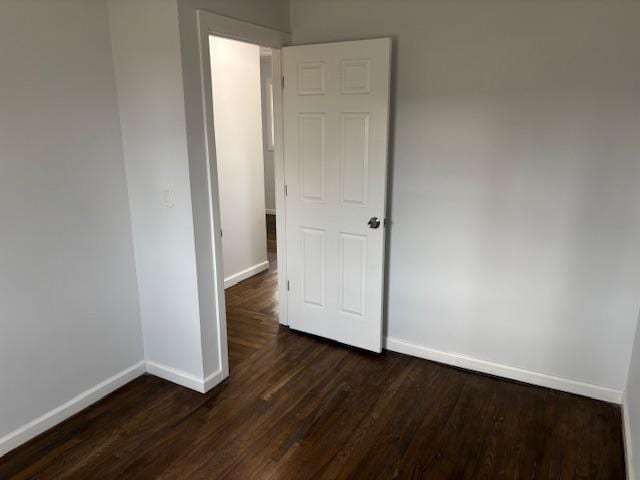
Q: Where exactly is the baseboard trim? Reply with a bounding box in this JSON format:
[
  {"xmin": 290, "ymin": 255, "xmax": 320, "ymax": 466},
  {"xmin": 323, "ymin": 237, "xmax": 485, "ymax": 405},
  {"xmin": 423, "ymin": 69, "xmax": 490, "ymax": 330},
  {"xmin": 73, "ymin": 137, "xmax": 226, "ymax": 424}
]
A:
[
  {"xmin": 265, "ymin": 209, "xmax": 276, "ymax": 216},
  {"xmin": 203, "ymin": 368, "xmax": 226, "ymax": 392},
  {"xmin": 144, "ymin": 361, "xmax": 225, "ymax": 394},
  {"xmin": 145, "ymin": 361, "xmax": 205, "ymax": 393},
  {"xmin": 224, "ymin": 261, "xmax": 269, "ymax": 289},
  {"xmin": 384, "ymin": 337, "xmax": 622, "ymax": 404},
  {"xmin": 0, "ymin": 361, "xmax": 146, "ymax": 457},
  {"xmin": 623, "ymin": 392, "xmax": 636, "ymax": 480}
]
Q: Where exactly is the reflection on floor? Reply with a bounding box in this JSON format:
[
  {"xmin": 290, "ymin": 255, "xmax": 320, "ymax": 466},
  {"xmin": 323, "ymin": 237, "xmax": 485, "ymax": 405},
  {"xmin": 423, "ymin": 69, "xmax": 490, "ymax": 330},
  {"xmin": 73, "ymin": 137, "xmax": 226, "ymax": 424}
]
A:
[
  {"xmin": 226, "ymin": 214, "xmax": 280, "ymax": 367},
  {"xmin": 0, "ymin": 213, "xmax": 626, "ymax": 478}
]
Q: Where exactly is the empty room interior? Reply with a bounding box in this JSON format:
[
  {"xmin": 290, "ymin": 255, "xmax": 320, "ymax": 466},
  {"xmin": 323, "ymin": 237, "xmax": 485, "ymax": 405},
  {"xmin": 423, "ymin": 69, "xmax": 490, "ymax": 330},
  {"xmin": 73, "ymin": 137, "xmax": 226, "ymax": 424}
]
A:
[{"xmin": 1, "ymin": 0, "xmax": 640, "ymax": 478}]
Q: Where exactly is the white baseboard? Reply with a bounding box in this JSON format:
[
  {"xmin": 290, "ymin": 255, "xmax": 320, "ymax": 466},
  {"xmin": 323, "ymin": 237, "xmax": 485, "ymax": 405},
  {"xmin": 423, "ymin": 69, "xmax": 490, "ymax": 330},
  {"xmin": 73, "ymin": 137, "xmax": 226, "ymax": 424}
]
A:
[
  {"xmin": 145, "ymin": 361, "xmax": 204, "ymax": 392},
  {"xmin": 0, "ymin": 361, "xmax": 146, "ymax": 457},
  {"xmin": 145, "ymin": 361, "xmax": 225, "ymax": 394},
  {"xmin": 265, "ymin": 209, "xmax": 276, "ymax": 216},
  {"xmin": 384, "ymin": 337, "xmax": 622, "ymax": 404},
  {"xmin": 624, "ymin": 392, "xmax": 636, "ymax": 480},
  {"xmin": 203, "ymin": 368, "xmax": 226, "ymax": 392},
  {"xmin": 224, "ymin": 260, "xmax": 269, "ymax": 289}
]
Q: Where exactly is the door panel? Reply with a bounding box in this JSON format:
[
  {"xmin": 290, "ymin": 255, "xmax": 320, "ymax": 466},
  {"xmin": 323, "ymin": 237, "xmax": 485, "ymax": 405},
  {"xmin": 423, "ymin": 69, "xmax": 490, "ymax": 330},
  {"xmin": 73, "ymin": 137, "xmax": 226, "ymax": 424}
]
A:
[
  {"xmin": 340, "ymin": 112, "xmax": 370, "ymax": 206},
  {"xmin": 339, "ymin": 232, "xmax": 367, "ymax": 317},
  {"xmin": 301, "ymin": 226, "xmax": 326, "ymax": 308},
  {"xmin": 283, "ymin": 38, "xmax": 391, "ymax": 352},
  {"xmin": 298, "ymin": 113, "xmax": 326, "ymax": 201}
]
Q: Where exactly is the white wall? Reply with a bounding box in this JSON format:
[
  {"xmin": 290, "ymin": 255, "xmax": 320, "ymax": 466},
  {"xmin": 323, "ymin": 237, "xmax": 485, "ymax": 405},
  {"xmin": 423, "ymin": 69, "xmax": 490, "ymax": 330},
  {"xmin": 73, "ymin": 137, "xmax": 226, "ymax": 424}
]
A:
[
  {"xmin": 108, "ymin": 0, "xmax": 207, "ymax": 383},
  {"xmin": 0, "ymin": 0, "xmax": 143, "ymax": 451},
  {"xmin": 0, "ymin": 0, "xmax": 289, "ymax": 455},
  {"xmin": 105, "ymin": 0, "xmax": 290, "ymax": 384},
  {"xmin": 290, "ymin": 0, "xmax": 640, "ymax": 398},
  {"xmin": 625, "ymin": 315, "xmax": 640, "ymax": 479},
  {"xmin": 210, "ymin": 37, "xmax": 268, "ymax": 286},
  {"xmin": 261, "ymin": 55, "xmax": 277, "ymax": 213}
]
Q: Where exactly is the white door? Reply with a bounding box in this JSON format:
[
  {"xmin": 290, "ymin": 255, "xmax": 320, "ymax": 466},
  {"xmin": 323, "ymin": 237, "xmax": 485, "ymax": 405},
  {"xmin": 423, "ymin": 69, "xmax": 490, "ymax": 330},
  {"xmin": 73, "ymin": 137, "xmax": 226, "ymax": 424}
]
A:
[{"xmin": 282, "ymin": 38, "xmax": 392, "ymax": 352}]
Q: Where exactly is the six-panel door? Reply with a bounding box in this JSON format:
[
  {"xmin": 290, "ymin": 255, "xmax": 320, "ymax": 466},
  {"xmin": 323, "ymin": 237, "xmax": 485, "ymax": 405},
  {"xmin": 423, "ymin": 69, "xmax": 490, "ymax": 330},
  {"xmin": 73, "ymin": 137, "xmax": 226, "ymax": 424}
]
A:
[{"xmin": 282, "ymin": 39, "xmax": 391, "ymax": 352}]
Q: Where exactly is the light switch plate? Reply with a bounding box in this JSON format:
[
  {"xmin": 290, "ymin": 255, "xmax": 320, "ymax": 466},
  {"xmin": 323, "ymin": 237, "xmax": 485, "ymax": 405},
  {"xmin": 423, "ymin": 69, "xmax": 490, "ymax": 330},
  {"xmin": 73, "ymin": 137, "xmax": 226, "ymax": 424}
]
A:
[{"xmin": 162, "ymin": 187, "xmax": 174, "ymax": 208}]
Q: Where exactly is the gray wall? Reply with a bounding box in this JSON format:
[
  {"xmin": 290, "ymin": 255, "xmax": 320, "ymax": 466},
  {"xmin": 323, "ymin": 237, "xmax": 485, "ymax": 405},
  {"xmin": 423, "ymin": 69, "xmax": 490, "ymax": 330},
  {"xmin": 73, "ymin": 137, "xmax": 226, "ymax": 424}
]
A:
[
  {"xmin": 290, "ymin": 0, "xmax": 640, "ymax": 392},
  {"xmin": 181, "ymin": 0, "xmax": 289, "ymax": 33},
  {"xmin": 108, "ymin": 0, "xmax": 206, "ymax": 379},
  {"xmin": 0, "ymin": 0, "xmax": 143, "ymax": 440},
  {"xmin": 0, "ymin": 0, "xmax": 291, "ymax": 453},
  {"xmin": 107, "ymin": 0, "xmax": 290, "ymax": 383},
  {"xmin": 626, "ymin": 317, "xmax": 640, "ymax": 478}
]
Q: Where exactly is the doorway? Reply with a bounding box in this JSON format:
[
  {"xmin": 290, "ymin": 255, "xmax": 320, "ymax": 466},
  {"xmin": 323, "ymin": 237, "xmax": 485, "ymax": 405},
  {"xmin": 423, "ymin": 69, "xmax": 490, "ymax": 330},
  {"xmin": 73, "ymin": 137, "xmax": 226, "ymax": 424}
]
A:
[
  {"xmin": 197, "ymin": 12, "xmax": 391, "ymax": 388},
  {"xmin": 209, "ymin": 35, "xmax": 282, "ymax": 369}
]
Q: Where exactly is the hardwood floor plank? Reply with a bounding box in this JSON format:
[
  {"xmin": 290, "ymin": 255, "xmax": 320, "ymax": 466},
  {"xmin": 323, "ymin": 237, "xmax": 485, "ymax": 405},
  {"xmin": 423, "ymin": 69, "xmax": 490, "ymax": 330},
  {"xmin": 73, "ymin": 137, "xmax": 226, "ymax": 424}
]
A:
[{"xmin": 0, "ymin": 215, "xmax": 626, "ymax": 479}]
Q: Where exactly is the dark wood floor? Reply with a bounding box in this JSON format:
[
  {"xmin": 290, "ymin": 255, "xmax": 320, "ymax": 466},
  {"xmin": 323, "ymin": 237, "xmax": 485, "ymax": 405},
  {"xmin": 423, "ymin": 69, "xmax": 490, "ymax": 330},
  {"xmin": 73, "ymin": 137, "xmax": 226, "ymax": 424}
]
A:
[
  {"xmin": 225, "ymin": 214, "xmax": 280, "ymax": 368},
  {"xmin": 0, "ymin": 215, "xmax": 626, "ymax": 479}
]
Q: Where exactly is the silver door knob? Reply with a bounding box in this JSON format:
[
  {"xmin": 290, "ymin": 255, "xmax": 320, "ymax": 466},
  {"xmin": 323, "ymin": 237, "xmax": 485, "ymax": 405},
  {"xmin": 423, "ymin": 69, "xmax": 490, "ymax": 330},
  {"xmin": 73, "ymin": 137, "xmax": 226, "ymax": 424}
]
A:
[{"xmin": 368, "ymin": 217, "xmax": 381, "ymax": 229}]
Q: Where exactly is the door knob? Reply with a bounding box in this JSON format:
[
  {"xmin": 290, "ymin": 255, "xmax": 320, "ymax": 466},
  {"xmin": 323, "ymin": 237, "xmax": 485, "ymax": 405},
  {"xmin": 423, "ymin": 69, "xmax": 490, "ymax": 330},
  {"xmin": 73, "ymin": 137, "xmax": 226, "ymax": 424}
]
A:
[{"xmin": 368, "ymin": 217, "xmax": 381, "ymax": 229}]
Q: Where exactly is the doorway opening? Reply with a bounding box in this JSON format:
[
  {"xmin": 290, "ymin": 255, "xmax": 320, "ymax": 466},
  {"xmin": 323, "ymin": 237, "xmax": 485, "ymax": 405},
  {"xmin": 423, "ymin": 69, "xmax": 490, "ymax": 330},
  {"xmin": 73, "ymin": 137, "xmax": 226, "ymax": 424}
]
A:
[
  {"xmin": 209, "ymin": 35, "xmax": 281, "ymax": 370},
  {"xmin": 198, "ymin": 12, "xmax": 391, "ymax": 385}
]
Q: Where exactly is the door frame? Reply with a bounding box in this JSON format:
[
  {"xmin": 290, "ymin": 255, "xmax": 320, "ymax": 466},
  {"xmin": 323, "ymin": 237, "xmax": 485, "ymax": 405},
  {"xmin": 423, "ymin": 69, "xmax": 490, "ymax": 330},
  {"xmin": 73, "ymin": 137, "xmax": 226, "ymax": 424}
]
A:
[{"xmin": 196, "ymin": 11, "xmax": 291, "ymax": 379}]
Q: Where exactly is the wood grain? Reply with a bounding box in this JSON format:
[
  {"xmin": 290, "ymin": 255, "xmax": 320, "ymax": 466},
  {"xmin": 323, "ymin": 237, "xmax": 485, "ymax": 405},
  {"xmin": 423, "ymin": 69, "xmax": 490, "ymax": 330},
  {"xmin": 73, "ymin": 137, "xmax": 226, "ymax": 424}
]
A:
[{"xmin": 0, "ymin": 215, "xmax": 625, "ymax": 479}]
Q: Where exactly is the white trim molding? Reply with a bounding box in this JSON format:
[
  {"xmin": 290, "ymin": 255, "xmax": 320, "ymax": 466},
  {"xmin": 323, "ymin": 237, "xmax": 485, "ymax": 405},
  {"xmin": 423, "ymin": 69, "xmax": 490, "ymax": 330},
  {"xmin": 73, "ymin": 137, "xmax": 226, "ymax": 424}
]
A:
[
  {"xmin": 0, "ymin": 361, "xmax": 146, "ymax": 457},
  {"xmin": 197, "ymin": 10, "xmax": 291, "ymax": 49},
  {"xmin": 195, "ymin": 10, "xmax": 291, "ymax": 381},
  {"xmin": 624, "ymin": 392, "xmax": 636, "ymax": 480},
  {"xmin": 145, "ymin": 361, "xmax": 224, "ymax": 394},
  {"xmin": 384, "ymin": 337, "xmax": 622, "ymax": 404},
  {"xmin": 223, "ymin": 260, "xmax": 269, "ymax": 289},
  {"xmin": 203, "ymin": 368, "xmax": 226, "ymax": 392}
]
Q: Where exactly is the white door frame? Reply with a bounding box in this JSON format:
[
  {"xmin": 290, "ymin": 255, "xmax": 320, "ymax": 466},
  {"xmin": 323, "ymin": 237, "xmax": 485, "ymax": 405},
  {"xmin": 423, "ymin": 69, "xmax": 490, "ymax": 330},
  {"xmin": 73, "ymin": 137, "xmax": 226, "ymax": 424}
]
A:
[{"xmin": 196, "ymin": 11, "xmax": 291, "ymax": 378}]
